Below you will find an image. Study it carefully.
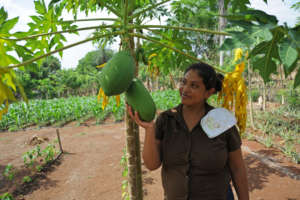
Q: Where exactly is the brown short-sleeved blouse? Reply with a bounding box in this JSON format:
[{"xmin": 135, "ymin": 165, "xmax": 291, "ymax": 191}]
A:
[{"xmin": 155, "ymin": 104, "xmax": 242, "ymax": 200}]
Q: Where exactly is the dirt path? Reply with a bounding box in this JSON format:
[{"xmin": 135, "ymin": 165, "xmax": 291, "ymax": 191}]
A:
[{"xmin": 1, "ymin": 121, "xmax": 300, "ymax": 200}]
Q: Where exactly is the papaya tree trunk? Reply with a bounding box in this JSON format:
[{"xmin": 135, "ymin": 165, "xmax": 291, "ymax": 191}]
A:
[
  {"xmin": 279, "ymin": 64, "xmax": 285, "ymax": 104},
  {"xmin": 247, "ymin": 59, "xmax": 255, "ymax": 129},
  {"xmin": 146, "ymin": 76, "xmax": 151, "ymax": 91},
  {"xmin": 218, "ymin": 0, "xmax": 226, "ymax": 66},
  {"xmin": 262, "ymin": 80, "xmax": 266, "ymax": 111},
  {"xmin": 125, "ymin": 113, "xmax": 143, "ymax": 200},
  {"xmin": 124, "ymin": 1, "xmax": 143, "ymax": 199}
]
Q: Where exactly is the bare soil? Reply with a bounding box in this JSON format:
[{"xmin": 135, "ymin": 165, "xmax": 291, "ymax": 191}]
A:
[{"xmin": 1, "ymin": 118, "xmax": 300, "ymax": 200}]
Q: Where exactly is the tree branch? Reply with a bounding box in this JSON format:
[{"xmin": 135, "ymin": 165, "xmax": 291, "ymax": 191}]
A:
[
  {"xmin": 129, "ymin": 0, "xmax": 171, "ymax": 20},
  {"xmin": 130, "ymin": 33, "xmax": 226, "ymax": 74},
  {"xmin": 1, "ymin": 31, "xmax": 124, "ymax": 69},
  {"xmin": 0, "ymin": 25, "xmax": 121, "ymax": 41}
]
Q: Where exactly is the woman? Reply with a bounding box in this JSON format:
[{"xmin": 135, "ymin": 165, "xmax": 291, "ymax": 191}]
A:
[{"xmin": 127, "ymin": 62, "xmax": 249, "ymax": 200}]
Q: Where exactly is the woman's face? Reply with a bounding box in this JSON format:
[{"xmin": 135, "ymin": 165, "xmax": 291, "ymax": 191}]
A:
[{"xmin": 179, "ymin": 69, "xmax": 213, "ymax": 106}]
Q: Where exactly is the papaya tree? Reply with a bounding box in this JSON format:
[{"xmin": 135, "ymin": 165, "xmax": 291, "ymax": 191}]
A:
[{"xmin": 1, "ymin": 1, "xmax": 299, "ymax": 200}]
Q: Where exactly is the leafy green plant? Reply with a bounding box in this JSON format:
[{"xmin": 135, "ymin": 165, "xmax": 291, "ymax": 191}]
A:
[
  {"xmin": 263, "ymin": 135, "xmax": 273, "ymax": 148},
  {"xmin": 22, "ymin": 176, "xmax": 32, "ymax": 183},
  {"xmin": 36, "ymin": 165, "xmax": 43, "ymax": 172},
  {"xmin": 23, "ymin": 150, "xmax": 37, "ymax": 167},
  {"xmin": 120, "ymin": 148, "xmax": 129, "ymax": 200},
  {"xmin": 249, "ymin": 89, "xmax": 260, "ymax": 102},
  {"xmin": 3, "ymin": 164, "xmax": 14, "ymax": 181},
  {"xmin": 0, "ymin": 193, "xmax": 14, "ymax": 200},
  {"xmin": 42, "ymin": 143, "xmax": 58, "ymax": 164}
]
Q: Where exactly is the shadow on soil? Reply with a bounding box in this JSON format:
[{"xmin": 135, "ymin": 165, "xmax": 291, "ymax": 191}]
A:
[
  {"xmin": 0, "ymin": 158, "xmax": 62, "ymax": 198},
  {"xmin": 245, "ymin": 154, "xmax": 293, "ymax": 192}
]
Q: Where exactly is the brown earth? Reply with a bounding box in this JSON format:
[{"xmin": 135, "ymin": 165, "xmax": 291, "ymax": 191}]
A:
[{"xmin": 1, "ymin": 119, "xmax": 300, "ymax": 200}]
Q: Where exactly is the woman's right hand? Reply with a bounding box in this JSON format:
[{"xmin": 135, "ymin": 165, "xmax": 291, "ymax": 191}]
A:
[{"xmin": 126, "ymin": 104, "xmax": 155, "ymax": 130}]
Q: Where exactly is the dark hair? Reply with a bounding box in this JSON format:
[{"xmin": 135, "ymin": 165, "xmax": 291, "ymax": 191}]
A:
[{"xmin": 184, "ymin": 62, "xmax": 223, "ymax": 93}]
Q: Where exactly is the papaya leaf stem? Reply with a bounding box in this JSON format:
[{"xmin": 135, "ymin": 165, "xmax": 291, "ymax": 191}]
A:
[
  {"xmin": 144, "ymin": 28, "xmax": 174, "ymax": 42},
  {"xmin": 0, "ymin": 25, "xmax": 122, "ymax": 41},
  {"xmin": 132, "ymin": 25, "xmax": 229, "ymax": 36},
  {"xmin": 105, "ymin": 4, "xmax": 122, "ymax": 18},
  {"xmin": 62, "ymin": 18, "xmax": 119, "ymax": 23},
  {"xmin": 124, "ymin": 0, "xmax": 129, "ymax": 27},
  {"xmin": 1, "ymin": 31, "xmax": 124, "ymax": 69},
  {"xmin": 130, "ymin": 33, "xmax": 226, "ymax": 74},
  {"xmin": 129, "ymin": 0, "xmax": 171, "ymax": 20}
]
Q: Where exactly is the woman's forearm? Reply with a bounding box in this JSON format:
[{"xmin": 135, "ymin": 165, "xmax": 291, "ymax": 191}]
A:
[
  {"xmin": 231, "ymin": 165, "xmax": 249, "ymax": 200},
  {"xmin": 142, "ymin": 125, "xmax": 161, "ymax": 170}
]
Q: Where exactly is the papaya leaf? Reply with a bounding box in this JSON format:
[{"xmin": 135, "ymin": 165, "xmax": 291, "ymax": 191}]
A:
[
  {"xmin": 250, "ymin": 27, "xmax": 283, "ymax": 60},
  {"xmin": 242, "ymin": 10, "xmax": 278, "ymax": 25},
  {"xmin": 219, "ymin": 38, "xmax": 237, "ymax": 51},
  {"xmin": 3, "ymin": 71, "xmax": 16, "ymax": 91},
  {"xmin": 0, "ymin": 17, "xmax": 19, "ymax": 33},
  {"xmin": 34, "ymin": 0, "xmax": 47, "ymax": 15},
  {"xmin": 0, "ymin": 80, "xmax": 16, "ymax": 104},
  {"xmin": 30, "ymin": 15, "xmax": 42, "ymax": 24},
  {"xmin": 49, "ymin": 0, "xmax": 62, "ymax": 8},
  {"xmin": 250, "ymin": 41, "xmax": 269, "ymax": 57},
  {"xmin": 0, "ymin": 7, "xmax": 8, "ymax": 25},
  {"xmin": 279, "ymin": 38, "xmax": 298, "ymax": 68},
  {"xmin": 252, "ymin": 56, "xmax": 276, "ymax": 82},
  {"xmin": 249, "ymin": 25, "xmax": 273, "ymax": 41},
  {"xmin": 288, "ymin": 29, "xmax": 300, "ymax": 49},
  {"xmin": 14, "ymin": 77, "xmax": 28, "ymax": 103},
  {"xmin": 229, "ymin": 31, "xmax": 255, "ymax": 48},
  {"xmin": 294, "ymin": 68, "xmax": 300, "ymax": 88},
  {"xmin": 228, "ymin": 20, "xmax": 253, "ymax": 30},
  {"xmin": 15, "ymin": 45, "xmax": 33, "ymax": 59},
  {"xmin": 283, "ymin": 59, "xmax": 298, "ymax": 77}
]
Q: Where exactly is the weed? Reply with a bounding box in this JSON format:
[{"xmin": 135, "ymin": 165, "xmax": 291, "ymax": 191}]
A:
[
  {"xmin": 22, "ymin": 176, "xmax": 32, "ymax": 183},
  {"xmin": 3, "ymin": 164, "xmax": 14, "ymax": 181},
  {"xmin": 263, "ymin": 135, "xmax": 273, "ymax": 148},
  {"xmin": 120, "ymin": 148, "xmax": 129, "ymax": 200},
  {"xmin": 0, "ymin": 193, "xmax": 14, "ymax": 200}
]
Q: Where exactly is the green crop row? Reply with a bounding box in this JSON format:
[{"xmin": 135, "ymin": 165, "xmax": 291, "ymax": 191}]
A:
[
  {"xmin": 0, "ymin": 90, "xmax": 182, "ymax": 131},
  {"xmin": 0, "ymin": 96, "xmax": 124, "ymax": 131}
]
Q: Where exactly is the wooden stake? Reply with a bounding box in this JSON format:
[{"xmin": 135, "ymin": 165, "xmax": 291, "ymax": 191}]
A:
[{"xmin": 56, "ymin": 129, "xmax": 63, "ymax": 153}]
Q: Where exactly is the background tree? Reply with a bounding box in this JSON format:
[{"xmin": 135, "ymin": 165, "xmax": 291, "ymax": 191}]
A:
[{"xmin": 76, "ymin": 48, "xmax": 114, "ymax": 74}]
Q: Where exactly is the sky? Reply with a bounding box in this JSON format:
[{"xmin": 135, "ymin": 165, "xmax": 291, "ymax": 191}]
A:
[{"xmin": 0, "ymin": 0, "xmax": 299, "ymax": 69}]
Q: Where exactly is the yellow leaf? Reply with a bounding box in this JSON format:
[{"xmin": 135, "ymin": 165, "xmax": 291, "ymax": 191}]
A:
[
  {"xmin": 0, "ymin": 80, "xmax": 16, "ymax": 104},
  {"xmin": 115, "ymin": 95, "xmax": 120, "ymax": 107},
  {"xmin": 0, "ymin": 100, "xmax": 9, "ymax": 121},
  {"xmin": 97, "ymin": 88, "xmax": 104, "ymax": 102},
  {"xmin": 234, "ymin": 48, "xmax": 243, "ymax": 62},
  {"xmin": 3, "ymin": 71, "xmax": 16, "ymax": 91},
  {"xmin": 234, "ymin": 62, "xmax": 245, "ymax": 73},
  {"xmin": 148, "ymin": 53, "xmax": 157, "ymax": 60},
  {"xmin": 96, "ymin": 63, "xmax": 106, "ymax": 68},
  {"xmin": 102, "ymin": 95, "xmax": 108, "ymax": 110}
]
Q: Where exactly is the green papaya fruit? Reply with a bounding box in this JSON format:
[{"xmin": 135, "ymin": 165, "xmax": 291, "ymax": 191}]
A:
[
  {"xmin": 125, "ymin": 78, "xmax": 156, "ymax": 122},
  {"xmin": 99, "ymin": 51, "xmax": 135, "ymax": 96}
]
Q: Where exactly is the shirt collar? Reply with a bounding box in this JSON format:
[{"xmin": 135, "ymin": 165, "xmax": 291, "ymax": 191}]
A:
[{"xmin": 165, "ymin": 103, "xmax": 214, "ymax": 123}]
